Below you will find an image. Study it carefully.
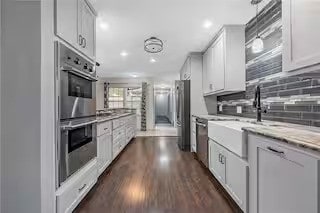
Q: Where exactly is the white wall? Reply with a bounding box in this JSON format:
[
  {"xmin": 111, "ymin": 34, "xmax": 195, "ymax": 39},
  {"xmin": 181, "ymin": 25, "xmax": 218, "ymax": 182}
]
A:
[
  {"xmin": 1, "ymin": 1, "xmax": 56, "ymax": 213},
  {"xmin": 41, "ymin": 0, "xmax": 56, "ymax": 212},
  {"xmin": 96, "ymin": 79, "xmax": 105, "ymax": 110},
  {"xmin": 0, "ymin": 0, "xmax": 2, "ymax": 212},
  {"xmin": 1, "ymin": 1, "xmax": 42, "ymax": 212}
]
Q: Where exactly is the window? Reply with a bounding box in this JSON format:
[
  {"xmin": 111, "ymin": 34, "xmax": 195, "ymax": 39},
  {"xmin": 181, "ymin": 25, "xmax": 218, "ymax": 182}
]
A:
[
  {"xmin": 125, "ymin": 88, "xmax": 142, "ymax": 115},
  {"xmin": 108, "ymin": 88, "xmax": 124, "ymax": 108},
  {"xmin": 107, "ymin": 87, "xmax": 141, "ymax": 111}
]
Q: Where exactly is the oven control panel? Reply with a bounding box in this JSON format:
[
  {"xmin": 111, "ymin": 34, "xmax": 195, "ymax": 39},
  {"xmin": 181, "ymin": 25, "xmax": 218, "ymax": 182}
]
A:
[{"xmin": 58, "ymin": 43, "xmax": 95, "ymax": 75}]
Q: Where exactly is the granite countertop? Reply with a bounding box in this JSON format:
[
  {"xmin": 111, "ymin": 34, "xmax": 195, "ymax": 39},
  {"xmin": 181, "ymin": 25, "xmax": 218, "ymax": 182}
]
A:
[
  {"xmin": 192, "ymin": 114, "xmax": 240, "ymax": 121},
  {"xmin": 243, "ymin": 126, "xmax": 320, "ymax": 153},
  {"xmin": 97, "ymin": 112, "xmax": 135, "ymax": 123},
  {"xmin": 193, "ymin": 114, "xmax": 320, "ymax": 153}
]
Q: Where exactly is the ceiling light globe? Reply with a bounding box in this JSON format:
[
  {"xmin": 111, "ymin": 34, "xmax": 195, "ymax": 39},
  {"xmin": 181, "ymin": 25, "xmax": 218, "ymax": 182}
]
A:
[{"xmin": 252, "ymin": 36, "xmax": 264, "ymax": 54}]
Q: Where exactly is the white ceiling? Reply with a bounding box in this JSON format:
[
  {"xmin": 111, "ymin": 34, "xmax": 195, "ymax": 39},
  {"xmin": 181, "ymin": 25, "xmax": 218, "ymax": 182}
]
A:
[{"xmin": 91, "ymin": 0, "xmax": 270, "ymax": 78}]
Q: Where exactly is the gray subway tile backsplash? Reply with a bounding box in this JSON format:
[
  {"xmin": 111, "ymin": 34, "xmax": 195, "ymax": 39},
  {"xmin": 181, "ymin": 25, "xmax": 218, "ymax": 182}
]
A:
[{"xmin": 217, "ymin": 0, "xmax": 320, "ymax": 127}]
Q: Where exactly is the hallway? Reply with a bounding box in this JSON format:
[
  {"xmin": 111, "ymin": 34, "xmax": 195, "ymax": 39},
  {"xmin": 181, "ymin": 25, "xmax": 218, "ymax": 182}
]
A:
[{"xmin": 75, "ymin": 137, "xmax": 239, "ymax": 213}]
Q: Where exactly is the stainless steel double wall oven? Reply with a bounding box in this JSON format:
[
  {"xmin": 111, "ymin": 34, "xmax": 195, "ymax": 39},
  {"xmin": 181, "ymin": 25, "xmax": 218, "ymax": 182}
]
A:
[{"xmin": 56, "ymin": 42, "xmax": 97, "ymax": 186}]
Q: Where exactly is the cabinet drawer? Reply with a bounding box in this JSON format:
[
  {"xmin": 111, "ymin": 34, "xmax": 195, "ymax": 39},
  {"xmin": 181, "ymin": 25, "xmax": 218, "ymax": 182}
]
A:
[
  {"xmin": 97, "ymin": 121, "xmax": 112, "ymax": 137},
  {"xmin": 113, "ymin": 119, "xmax": 122, "ymax": 129},
  {"xmin": 113, "ymin": 128, "xmax": 125, "ymax": 141},
  {"xmin": 56, "ymin": 159, "xmax": 97, "ymax": 213},
  {"xmin": 113, "ymin": 134, "xmax": 125, "ymax": 146}
]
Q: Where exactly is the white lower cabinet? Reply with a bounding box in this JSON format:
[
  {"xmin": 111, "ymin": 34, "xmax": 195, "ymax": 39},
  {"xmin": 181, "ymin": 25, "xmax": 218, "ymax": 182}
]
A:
[
  {"xmin": 97, "ymin": 133, "xmax": 112, "ymax": 175},
  {"xmin": 56, "ymin": 159, "xmax": 97, "ymax": 213},
  {"xmin": 112, "ymin": 115, "xmax": 137, "ymax": 160},
  {"xmin": 248, "ymin": 134, "xmax": 320, "ymax": 213},
  {"xmin": 191, "ymin": 118, "xmax": 196, "ymax": 152},
  {"xmin": 209, "ymin": 139, "xmax": 248, "ymax": 212}
]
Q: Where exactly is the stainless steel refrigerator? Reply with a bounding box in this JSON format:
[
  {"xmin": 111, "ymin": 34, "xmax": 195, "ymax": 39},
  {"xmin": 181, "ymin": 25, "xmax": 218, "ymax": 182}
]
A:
[{"xmin": 175, "ymin": 80, "xmax": 190, "ymax": 151}]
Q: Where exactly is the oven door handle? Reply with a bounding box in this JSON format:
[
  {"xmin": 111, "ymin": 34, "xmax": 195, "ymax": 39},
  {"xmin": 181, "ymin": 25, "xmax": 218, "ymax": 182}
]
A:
[
  {"xmin": 61, "ymin": 120, "xmax": 98, "ymax": 130},
  {"xmin": 61, "ymin": 66, "xmax": 98, "ymax": 81}
]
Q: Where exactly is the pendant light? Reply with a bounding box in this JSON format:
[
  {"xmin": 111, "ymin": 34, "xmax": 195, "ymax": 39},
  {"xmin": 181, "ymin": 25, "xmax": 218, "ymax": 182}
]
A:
[{"xmin": 251, "ymin": 0, "xmax": 264, "ymax": 54}]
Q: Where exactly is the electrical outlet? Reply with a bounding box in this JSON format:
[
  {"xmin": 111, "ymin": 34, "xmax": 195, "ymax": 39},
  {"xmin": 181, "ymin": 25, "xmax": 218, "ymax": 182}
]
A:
[{"xmin": 237, "ymin": 106, "xmax": 242, "ymax": 114}]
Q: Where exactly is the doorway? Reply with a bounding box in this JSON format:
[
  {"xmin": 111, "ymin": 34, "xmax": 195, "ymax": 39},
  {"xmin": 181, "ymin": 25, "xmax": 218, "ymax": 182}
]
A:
[{"xmin": 154, "ymin": 88, "xmax": 173, "ymax": 126}]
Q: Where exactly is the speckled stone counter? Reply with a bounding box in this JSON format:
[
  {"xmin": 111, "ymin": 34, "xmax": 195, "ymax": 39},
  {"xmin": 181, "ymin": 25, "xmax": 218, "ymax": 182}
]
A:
[
  {"xmin": 97, "ymin": 112, "xmax": 135, "ymax": 123},
  {"xmin": 243, "ymin": 126, "xmax": 320, "ymax": 152}
]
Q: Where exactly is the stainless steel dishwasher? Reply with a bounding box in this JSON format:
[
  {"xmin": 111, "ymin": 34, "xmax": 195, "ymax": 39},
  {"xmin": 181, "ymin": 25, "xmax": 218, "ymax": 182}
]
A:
[{"xmin": 196, "ymin": 117, "xmax": 208, "ymax": 168}]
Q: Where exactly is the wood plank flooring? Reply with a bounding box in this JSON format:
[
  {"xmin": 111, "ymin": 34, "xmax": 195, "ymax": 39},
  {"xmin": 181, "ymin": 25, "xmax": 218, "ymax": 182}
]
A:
[{"xmin": 75, "ymin": 137, "xmax": 241, "ymax": 213}]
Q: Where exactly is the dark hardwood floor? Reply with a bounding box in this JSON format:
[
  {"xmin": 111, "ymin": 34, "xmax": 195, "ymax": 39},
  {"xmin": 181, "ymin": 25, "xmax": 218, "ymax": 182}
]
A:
[{"xmin": 75, "ymin": 137, "xmax": 241, "ymax": 213}]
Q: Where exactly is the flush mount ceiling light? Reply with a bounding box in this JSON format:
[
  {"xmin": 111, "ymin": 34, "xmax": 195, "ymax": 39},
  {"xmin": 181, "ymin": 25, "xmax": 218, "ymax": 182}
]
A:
[
  {"xmin": 251, "ymin": 0, "xmax": 264, "ymax": 54},
  {"xmin": 150, "ymin": 58, "xmax": 156, "ymax": 63},
  {"xmin": 144, "ymin": 37, "xmax": 163, "ymax": 53}
]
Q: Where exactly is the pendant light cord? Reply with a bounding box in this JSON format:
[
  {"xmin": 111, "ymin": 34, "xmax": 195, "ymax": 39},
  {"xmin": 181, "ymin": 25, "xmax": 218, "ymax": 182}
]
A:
[{"xmin": 256, "ymin": 3, "xmax": 259, "ymax": 37}]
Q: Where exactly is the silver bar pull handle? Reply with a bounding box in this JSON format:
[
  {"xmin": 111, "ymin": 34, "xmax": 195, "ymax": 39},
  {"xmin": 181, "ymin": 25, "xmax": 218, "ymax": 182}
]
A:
[
  {"xmin": 267, "ymin": 146, "xmax": 284, "ymax": 155},
  {"xmin": 61, "ymin": 66, "xmax": 98, "ymax": 82},
  {"xmin": 61, "ymin": 120, "xmax": 97, "ymax": 130},
  {"xmin": 78, "ymin": 184, "xmax": 87, "ymax": 192}
]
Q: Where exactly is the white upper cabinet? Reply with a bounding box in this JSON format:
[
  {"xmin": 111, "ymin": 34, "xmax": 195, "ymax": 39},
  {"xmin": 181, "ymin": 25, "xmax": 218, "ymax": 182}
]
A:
[
  {"xmin": 55, "ymin": 0, "xmax": 96, "ymax": 60},
  {"xmin": 203, "ymin": 25, "xmax": 245, "ymax": 96},
  {"xmin": 202, "ymin": 47, "xmax": 213, "ymax": 94},
  {"xmin": 211, "ymin": 33, "xmax": 225, "ymax": 92},
  {"xmin": 78, "ymin": 0, "xmax": 96, "ymax": 59},
  {"xmin": 283, "ymin": 0, "xmax": 320, "ymax": 72},
  {"xmin": 55, "ymin": 0, "xmax": 78, "ymax": 48}
]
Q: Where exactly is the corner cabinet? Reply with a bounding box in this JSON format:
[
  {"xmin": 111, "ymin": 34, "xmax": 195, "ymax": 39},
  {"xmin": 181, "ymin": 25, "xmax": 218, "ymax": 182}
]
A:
[
  {"xmin": 209, "ymin": 139, "xmax": 248, "ymax": 212},
  {"xmin": 283, "ymin": 0, "xmax": 320, "ymax": 72},
  {"xmin": 248, "ymin": 134, "xmax": 320, "ymax": 213},
  {"xmin": 203, "ymin": 25, "xmax": 245, "ymax": 96},
  {"xmin": 55, "ymin": 0, "xmax": 96, "ymax": 60}
]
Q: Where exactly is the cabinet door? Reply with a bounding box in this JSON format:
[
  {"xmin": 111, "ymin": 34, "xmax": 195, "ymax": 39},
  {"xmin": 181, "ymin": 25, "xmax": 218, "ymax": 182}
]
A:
[
  {"xmin": 97, "ymin": 134, "xmax": 107, "ymax": 174},
  {"xmin": 249, "ymin": 135, "xmax": 319, "ymax": 213},
  {"xmin": 202, "ymin": 51, "xmax": 209, "ymax": 93},
  {"xmin": 105, "ymin": 135, "xmax": 112, "ymax": 166},
  {"xmin": 203, "ymin": 48, "xmax": 213, "ymax": 93},
  {"xmin": 191, "ymin": 131, "xmax": 196, "ymax": 152},
  {"xmin": 209, "ymin": 140, "xmax": 226, "ymax": 183},
  {"xmin": 225, "ymin": 151, "xmax": 248, "ymax": 212},
  {"xmin": 283, "ymin": 0, "xmax": 320, "ymax": 71},
  {"xmin": 78, "ymin": 0, "xmax": 96, "ymax": 59},
  {"xmin": 55, "ymin": 0, "xmax": 78, "ymax": 47},
  {"xmin": 211, "ymin": 33, "xmax": 225, "ymax": 92}
]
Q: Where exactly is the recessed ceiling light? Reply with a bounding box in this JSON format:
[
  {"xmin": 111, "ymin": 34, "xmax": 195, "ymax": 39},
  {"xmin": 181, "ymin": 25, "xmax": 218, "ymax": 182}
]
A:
[
  {"xmin": 203, "ymin": 20, "xmax": 213, "ymax": 29},
  {"xmin": 99, "ymin": 21, "xmax": 109, "ymax": 31},
  {"xmin": 120, "ymin": 51, "xmax": 128, "ymax": 57},
  {"xmin": 150, "ymin": 58, "xmax": 156, "ymax": 63},
  {"xmin": 130, "ymin": 74, "xmax": 138, "ymax": 78}
]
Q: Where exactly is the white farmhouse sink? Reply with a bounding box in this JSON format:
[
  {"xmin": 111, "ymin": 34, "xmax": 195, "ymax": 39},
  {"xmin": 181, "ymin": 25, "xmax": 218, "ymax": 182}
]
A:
[{"xmin": 208, "ymin": 121, "xmax": 256, "ymax": 157}]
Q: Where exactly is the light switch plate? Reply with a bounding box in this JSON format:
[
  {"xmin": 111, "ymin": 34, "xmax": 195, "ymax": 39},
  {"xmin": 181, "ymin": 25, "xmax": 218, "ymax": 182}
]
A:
[
  {"xmin": 219, "ymin": 105, "xmax": 223, "ymax": 112},
  {"xmin": 237, "ymin": 106, "xmax": 242, "ymax": 114}
]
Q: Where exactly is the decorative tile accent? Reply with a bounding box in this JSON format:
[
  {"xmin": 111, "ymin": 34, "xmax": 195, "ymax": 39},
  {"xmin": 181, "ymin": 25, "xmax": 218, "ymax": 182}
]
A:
[
  {"xmin": 141, "ymin": 82, "xmax": 147, "ymax": 131},
  {"xmin": 104, "ymin": 82, "xmax": 108, "ymax": 109},
  {"xmin": 217, "ymin": 0, "xmax": 320, "ymax": 127}
]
